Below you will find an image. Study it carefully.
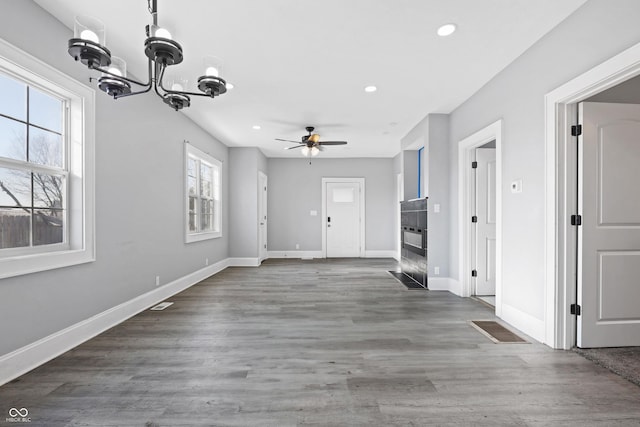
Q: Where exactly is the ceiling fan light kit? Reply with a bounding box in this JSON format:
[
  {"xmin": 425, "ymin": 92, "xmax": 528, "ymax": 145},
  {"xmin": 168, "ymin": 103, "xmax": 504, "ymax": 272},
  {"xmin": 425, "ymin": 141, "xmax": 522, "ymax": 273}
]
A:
[
  {"xmin": 276, "ymin": 126, "xmax": 347, "ymax": 157},
  {"xmin": 67, "ymin": 0, "xmax": 228, "ymax": 111}
]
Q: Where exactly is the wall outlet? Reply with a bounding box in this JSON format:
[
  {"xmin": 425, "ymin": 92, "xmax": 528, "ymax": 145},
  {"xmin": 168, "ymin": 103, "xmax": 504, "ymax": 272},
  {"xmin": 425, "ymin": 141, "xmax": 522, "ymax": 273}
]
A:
[
  {"xmin": 434, "ymin": 204, "xmax": 440, "ymax": 213},
  {"xmin": 205, "ymin": 258, "xmax": 209, "ymax": 266},
  {"xmin": 295, "ymin": 243, "xmax": 300, "ymax": 250},
  {"xmin": 434, "ymin": 266, "xmax": 440, "ymax": 275},
  {"xmin": 511, "ymin": 179, "xmax": 523, "ymax": 193},
  {"xmin": 310, "ymin": 210, "xmax": 318, "ymax": 216},
  {"xmin": 155, "ymin": 276, "xmax": 160, "ymax": 287}
]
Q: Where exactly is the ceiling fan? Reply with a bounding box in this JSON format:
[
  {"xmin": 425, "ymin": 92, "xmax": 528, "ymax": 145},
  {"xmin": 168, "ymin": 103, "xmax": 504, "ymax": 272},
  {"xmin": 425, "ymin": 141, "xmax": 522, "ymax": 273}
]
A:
[{"xmin": 276, "ymin": 126, "xmax": 347, "ymax": 156}]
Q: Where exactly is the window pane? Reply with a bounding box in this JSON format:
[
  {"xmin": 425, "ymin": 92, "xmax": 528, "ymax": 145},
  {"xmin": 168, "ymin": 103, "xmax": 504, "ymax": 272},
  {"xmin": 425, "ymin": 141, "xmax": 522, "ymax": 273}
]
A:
[
  {"xmin": 0, "ymin": 208, "xmax": 30, "ymax": 249},
  {"xmin": 29, "ymin": 87, "xmax": 63, "ymax": 133},
  {"xmin": 200, "ymin": 200, "xmax": 213, "ymax": 231},
  {"xmin": 188, "ymin": 176, "xmax": 197, "ymax": 196},
  {"xmin": 29, "ymin": 126, "xmax": 63, "ymax": 168},
  {"xmin": 0, "ymin": 116, "xmax": 27, "ymax": 161},
  {"xmin": 200, "ymin": 164, "xmax": 212, "ymax": 197},
  {"xmin": 188, "ymin": 197, "xmax": 197, "ymax": 232},
  {"xmin": 33, "ymin": 173, "xmax": 64, "ymax": 208},
  {"xmin": 0, "ymin": 166, "xmax": 31, "ymax": 207},
  {"xmin": 0, "ymin": 72, "xmax": 26, "ymax": 121},
  {"xmin": 213, "ymin": 167, "xmax": 220, "ymax": 200},
  {"xmin": 33, "ymin": 208, "xmax": 63, "ymax": 246},
  {"xmin": 188, "ymin": 158, "xmax": 196, "ymax": 177}
]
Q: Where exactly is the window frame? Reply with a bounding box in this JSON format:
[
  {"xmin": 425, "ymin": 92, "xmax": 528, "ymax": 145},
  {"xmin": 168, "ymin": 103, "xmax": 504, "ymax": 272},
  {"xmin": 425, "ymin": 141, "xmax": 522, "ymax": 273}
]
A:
[
  {"xmin": 0, "ymin": 38, "xmax": 95, "ymax": 279},
  {"xmin": 184, "ymin": 142, "xmax": 221, "ymax": 243}
]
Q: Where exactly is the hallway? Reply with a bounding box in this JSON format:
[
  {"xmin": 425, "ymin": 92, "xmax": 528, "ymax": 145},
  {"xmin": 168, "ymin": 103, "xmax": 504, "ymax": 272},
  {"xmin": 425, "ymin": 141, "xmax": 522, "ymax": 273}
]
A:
[{"xmin": 2, "ymin": 259, "xmax": 639, "ymax": 426}]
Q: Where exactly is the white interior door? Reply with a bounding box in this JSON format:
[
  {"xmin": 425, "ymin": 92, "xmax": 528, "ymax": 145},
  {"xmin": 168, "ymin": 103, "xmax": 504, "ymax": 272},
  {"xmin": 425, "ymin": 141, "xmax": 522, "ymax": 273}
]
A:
[
  {"xmin": 475, "ymin": 148, "xmax": 496, "ymax": 295},
  {"xmin": 578, "ymin": 102, "xmax": 640, "ymax": 348},
  {"xmin": 326, "ymin": 181, "xmax": 361, "ymax": 258},
  {"xmin": 258, "ymin": 172, "xmax": 268, "ymax": 262}
]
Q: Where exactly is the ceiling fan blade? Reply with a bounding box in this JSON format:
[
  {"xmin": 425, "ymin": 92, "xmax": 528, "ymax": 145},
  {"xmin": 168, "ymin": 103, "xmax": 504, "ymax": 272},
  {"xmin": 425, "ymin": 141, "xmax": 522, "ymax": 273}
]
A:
[
  {"xmin": 275, "ymin": 138, "xmax": 301, "ymax": 143},
  {"xmin": 318, "ymin": 141, "xmax": 348, "ymax": 145},
  {"xmin": 285, "ymin": 144, "xmax": 306, "ymax": 150}
]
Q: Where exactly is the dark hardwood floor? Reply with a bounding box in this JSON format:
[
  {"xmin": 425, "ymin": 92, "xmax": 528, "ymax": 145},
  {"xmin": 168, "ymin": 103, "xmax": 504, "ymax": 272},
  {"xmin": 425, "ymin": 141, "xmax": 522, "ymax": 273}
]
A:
[{"xmin": 2, "ymin": 258, "xmax": 640, "ymax": 426}]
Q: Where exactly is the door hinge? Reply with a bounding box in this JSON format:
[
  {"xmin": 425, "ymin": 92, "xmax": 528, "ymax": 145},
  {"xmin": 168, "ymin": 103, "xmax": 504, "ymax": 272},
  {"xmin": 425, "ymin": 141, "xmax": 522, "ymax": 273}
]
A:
[
  {"xmin": 471, "ymin": 269, "xmax": 477, "ymax": 277},
  {"xmin": 471, "ymin": 161, "xmax": 478, "ymax": 169},
  {"xmin": 571, "ymin": 214, "xmax": 582, "ymax": 226},
  {"xmin": 471, "ymin": 215, "xmax": 478, "ymax": 223},
  {"xmin": 571, "ymin": 124, "xmax": 582, "ymax": 136},
  {"xmin": 570, "ymin": 303, "xmax": 581, "ymax": 316}
]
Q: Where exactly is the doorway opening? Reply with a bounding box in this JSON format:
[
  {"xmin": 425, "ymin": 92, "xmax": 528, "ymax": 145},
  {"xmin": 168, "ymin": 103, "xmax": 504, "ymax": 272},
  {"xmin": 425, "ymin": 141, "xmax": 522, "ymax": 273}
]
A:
[
  {"xmin": 458, "ymin": 120, "xmax": 503, "ymax": 316},
  {"xmin": 321, "ymin": 178, "xmax": 365, "ymax": 258},
  {"xmin": 544, "ymin": 41, "xmax": 640, "ymax": 349}
]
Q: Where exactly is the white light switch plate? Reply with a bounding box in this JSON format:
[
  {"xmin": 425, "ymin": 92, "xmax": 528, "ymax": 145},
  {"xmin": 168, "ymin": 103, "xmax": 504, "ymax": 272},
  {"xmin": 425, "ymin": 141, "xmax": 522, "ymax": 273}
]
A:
[
  {"xmin": 511, "ymin": 179, "xmax": 523, "ymax": 193},
  {"xmin": 434, "ymin": 204, "xmax": 440, "ymax": 213},
  {"xmin": 310, "ymin": 210, "xmax": 318, "ymax": 216}
]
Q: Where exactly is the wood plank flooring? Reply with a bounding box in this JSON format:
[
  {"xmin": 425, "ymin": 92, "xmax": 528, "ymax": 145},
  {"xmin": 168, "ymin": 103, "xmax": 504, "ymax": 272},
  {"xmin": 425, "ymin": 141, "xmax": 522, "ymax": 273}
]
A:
[{"xmin": 2, "ymin": 258, "xmax": 640, "ymax": 426}]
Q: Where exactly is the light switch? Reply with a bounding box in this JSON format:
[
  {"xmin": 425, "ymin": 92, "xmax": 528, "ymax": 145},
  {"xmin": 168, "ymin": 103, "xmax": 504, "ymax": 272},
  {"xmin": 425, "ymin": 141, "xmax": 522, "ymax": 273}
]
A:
[
  {"xmin": 433, "ymin": 204, "xmax": 440, "ymax": 213},
  {"xmin": 511, "ymin": 179, "xmax": 523, "ymax": 193},
  {"xmin": 310, "ymin": 210, "xmax": 318, "ymax": 216}
]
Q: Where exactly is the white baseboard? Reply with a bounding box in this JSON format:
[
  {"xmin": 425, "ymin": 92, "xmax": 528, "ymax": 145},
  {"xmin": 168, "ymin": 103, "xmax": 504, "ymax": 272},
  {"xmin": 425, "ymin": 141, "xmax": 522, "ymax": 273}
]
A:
[
  {"xmin": 228, "ymin": 257, "xmax": 261, "ymax": 267},
  {"xmin": 364, "ymin": 250, "xmax": 397, "ymax": 258},
  {"xmin": 0, "ymin": 258, "xmax": 230, "ymax": 386},
  {"xmin": 267, "ymin": 250, "xmax": 323, "ymax": 259},
  {"xmin": 427, "ymin": 277, "xmax": 463, "ymax": 296},
  {"xmin": 500, "ymin": 302, "xmax": 545, "ymax": 343}
]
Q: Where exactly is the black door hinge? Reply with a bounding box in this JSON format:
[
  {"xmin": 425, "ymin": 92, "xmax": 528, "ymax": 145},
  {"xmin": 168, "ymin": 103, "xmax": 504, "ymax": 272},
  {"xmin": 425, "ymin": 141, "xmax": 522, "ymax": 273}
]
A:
[
  {"xmin": 570, "ymin": 303, "xmax": 581, "ymax": 315},
  {"xmin": 571, "ymin": 214, "xmax": 582, "ymax": 226},
  {"xmin": 471, "ymin": 215, "xmax": 478, "ymax": 223},
  {"xmin": 571, "ymin": 124, "xmax": 582, "ymax": 136},
  {"xmin": 471, "ymin": 269, "xmax": 477, "ymax": 277},
  {"xmin": 471, "ymin": 161, "xmax": 478, "ymax": 169}
]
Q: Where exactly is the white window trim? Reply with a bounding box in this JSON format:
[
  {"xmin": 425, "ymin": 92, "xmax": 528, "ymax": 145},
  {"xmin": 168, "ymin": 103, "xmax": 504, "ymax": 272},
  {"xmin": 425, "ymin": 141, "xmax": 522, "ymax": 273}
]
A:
[
  {"xmin": 0, "ymin": 38, "xmax": 95, "ymax": 279},
  {"xmin": 184, "ymin": 142, "xmax": 222, "ymax": 243}
]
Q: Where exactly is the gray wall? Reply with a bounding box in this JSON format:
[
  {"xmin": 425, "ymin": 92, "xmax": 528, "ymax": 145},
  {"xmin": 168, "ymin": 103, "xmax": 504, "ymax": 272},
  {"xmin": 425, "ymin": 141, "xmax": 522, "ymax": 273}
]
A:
[
  {"xmin": 402, "ymin": 151, "xmax": 418, "ymax": 200},
  {"xmin": 268, "ymin": 158, "xmax": 395, "ymax": 252},
  {"xmin": 447, "ymin": 0, "xmax": 640, "ymax": 321},
  {"xmin": 0, "ymin": 1, "xmax": 229, "ymax": 356},
  {"xmin": 228, "ymin": 147, "xmax": 268, "ymax": 258}
]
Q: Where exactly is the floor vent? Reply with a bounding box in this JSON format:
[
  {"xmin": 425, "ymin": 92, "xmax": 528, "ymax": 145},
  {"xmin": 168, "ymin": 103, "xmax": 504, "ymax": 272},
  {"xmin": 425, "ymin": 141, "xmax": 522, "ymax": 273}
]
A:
[
  {"xmin": 150, "ymin": 301, "xmax": 174, "ymax": 311},
  {"xmin": 469, "ymin": 320, "xmax": 528, "ymax": 343}
]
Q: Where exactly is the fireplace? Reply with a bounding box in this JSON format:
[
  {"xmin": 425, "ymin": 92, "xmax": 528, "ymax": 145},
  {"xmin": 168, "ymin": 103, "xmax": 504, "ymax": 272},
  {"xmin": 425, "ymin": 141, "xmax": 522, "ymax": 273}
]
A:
[{"xmin": 400, "ymin": 198, "xmax": 428, "ymax": 288}]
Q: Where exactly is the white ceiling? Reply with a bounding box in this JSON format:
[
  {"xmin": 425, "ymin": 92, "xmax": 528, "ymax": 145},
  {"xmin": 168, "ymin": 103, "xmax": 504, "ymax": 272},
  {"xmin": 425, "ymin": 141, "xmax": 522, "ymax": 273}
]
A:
[{"xmin": 35, "ymin": 0, "xmax": 587, "ymax": 158}]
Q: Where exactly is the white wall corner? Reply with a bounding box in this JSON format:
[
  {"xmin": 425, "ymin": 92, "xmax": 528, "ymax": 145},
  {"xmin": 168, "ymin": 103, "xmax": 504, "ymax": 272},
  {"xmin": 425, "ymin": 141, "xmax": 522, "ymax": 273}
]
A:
[
  {"xmin": 0, "ymin": 258, "xmax": 231, "ymax": 386},
  {"xmin": 428, "ymin": 277, "xmax": 463, "ymax": 296},
  {"xmin": 228, "ymin": 257, "xmax": 261, "ymax": 267},
  {"xmin": 499, "ymin": 303, "xmax": 546, "ymax": 344}
]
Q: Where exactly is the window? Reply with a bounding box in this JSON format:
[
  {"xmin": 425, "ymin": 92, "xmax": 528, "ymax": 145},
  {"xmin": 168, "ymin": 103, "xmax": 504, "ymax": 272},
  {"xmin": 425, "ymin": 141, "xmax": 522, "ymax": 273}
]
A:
[
  {"xmin": 0, "ymin": 38, "xmax": 95, "ymax": 278},
  {"xmin": 185, "ymin": 142, "xmax": 221, "ymax": 242}
]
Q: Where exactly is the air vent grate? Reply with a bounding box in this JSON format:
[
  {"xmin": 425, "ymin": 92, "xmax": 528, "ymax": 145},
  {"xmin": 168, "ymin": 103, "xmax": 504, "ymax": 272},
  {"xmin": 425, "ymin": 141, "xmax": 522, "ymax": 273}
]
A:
[{"xmin": 150, "ymin": 302, "xmax": 174, "ymax": 311}]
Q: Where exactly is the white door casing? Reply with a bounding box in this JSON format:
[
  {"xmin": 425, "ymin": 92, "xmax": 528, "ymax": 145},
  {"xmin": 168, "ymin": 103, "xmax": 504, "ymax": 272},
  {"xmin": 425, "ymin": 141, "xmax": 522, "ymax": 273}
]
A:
[
  {"xmin": 322, "ymin": 178, "xmax": 365, "ymax": 258},
  {"xmin": 258, "ymin": 171, "xmax": 268, "ymax": 262},
  {"xmin": 475, "ymin": 148, "xmax": 497, "ymax": 296},
  {"xmin": 577, "ymin": 102, "xmax": 640, "ymax": 348}
]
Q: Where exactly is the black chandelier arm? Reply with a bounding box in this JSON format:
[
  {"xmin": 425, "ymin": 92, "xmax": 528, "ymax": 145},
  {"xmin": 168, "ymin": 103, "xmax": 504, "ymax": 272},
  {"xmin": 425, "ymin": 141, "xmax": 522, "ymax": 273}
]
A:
[{"xmin": 88, "ymin": 62, "xmax": 151, "ymax": 87}]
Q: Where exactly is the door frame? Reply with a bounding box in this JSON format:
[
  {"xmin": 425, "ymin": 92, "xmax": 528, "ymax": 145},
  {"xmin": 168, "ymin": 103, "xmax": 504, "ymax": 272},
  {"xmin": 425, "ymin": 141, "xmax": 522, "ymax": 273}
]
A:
[
  {"xmin": 544, "ymin": 41, "xmax": 640, "ymax": 349},
  {"xmin": 321, "ymin": 177, "xmax": 366, "ymax": 258},
  {"xmin": 458, "ymin": 120, "xmax": 503, "ymax": 316},
  {"xmin": 258, "ymin": 171, "xmax": 268, "ymax": 262}
]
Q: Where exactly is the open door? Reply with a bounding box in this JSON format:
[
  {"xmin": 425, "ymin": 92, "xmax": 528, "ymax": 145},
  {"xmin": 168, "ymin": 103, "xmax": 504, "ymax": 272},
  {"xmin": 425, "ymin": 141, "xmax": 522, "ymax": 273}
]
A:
[
  {"xmin": 474, "ymin": 147, "xmax": 497, "ymax": 296},
  {"xmin": 258, "ymin": 171, "xmax": 268, "ymax": 263},
  {"xmin": 577, "ymin": 102, "xmax": 640, "ymax": 347}
]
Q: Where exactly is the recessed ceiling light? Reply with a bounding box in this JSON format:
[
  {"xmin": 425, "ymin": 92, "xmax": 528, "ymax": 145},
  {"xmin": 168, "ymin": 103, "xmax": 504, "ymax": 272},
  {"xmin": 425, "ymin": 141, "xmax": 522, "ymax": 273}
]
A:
[
  {"xmin": 226, "ymin": 82, "xmax": 234, "ymax": 90},
  {"xmin": 364, "ymin": 85, "xmax": 377, "ymax": 93},
  {"xmin": 437, "ymin": 23, "xmax": 457, "ymax": 37},
  {"xmin": 252, "ymin": 125, "xmax": 261, "ymax": 130}
]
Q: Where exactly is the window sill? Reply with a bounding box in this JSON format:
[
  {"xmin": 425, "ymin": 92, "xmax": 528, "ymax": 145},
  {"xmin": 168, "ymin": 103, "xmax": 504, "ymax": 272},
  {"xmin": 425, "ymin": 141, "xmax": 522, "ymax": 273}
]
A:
[
  {"xmin": 185, "ymin": 231, "xmax": 222, "ymax": 244},
  {"xmin": 0, "ymin": 248, "xmax": 95, "ymax": 280}
]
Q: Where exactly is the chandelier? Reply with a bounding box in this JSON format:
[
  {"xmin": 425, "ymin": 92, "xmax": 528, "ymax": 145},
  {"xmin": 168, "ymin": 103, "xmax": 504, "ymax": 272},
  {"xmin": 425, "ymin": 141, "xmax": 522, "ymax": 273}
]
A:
[{"xmin": 67, "ymin": 0, "xmax": 227, "ymax": 111}]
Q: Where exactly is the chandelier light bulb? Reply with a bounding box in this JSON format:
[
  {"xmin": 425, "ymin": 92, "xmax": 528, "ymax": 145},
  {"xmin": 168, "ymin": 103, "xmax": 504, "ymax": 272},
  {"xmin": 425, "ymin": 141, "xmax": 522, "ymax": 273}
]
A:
[
  {"xmin": 80, "ymin": 29, "xmax": 99, "ymax": 43},
  {"xmin": 171, "ymin": 83, "xmax": 184, "ymax": 91},
  {"xmin": 155, "ymin": 27, "xmax": 172, "ymax": 39},
  {"xmin": 205, "ymin": 66, "xmax": 219, "ymax": 77},
  {"xmin": 301, "ymin": 146, "xmax": 310, "ymax": 157},
  {"xmin": 311, "ymin": 147, "xmax": 320, "ymax": 156},
  {"xmin": 107, "ymin": 66, "xmax": 122, "ymax": 77}
]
